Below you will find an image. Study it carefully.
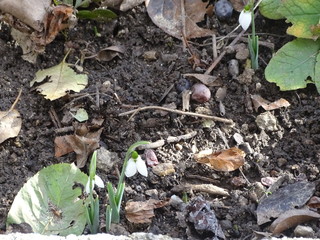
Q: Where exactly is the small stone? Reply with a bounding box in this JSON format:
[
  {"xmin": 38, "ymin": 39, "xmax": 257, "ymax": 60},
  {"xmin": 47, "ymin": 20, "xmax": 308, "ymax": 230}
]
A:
[
  {"xmin": 97, "ymin": 147, "xmax": 120, "ymax": 172},
  {"xmin": 191, "ymin": 83, "xmax": 211, "ymax": 103},
  {"xmin": 294, "ymin": 225, "xmax": 314, "ymax": 238},
  {"xmin": 215, "ymin": 0, "xmax": 233, "ymax": 21},
  {"xmin": 228, "ymin": 59, "xmax": 239, "ymax": 78},
  {"xmin": 255, "ymin": 111, "xmax": 278, "ymax": 132},
  {"xmin": 175, "ymin": 143, "xmax": 183, "ymax": 151},
  {"xmin": 144, "ymin": 149, "xmax": 159, "ymax": 167},
  {"xmin": 277, "ymin": 157, "xmax": 287, "ymax": 167},
  {"xmin": 152, "ymin": 163, "xmax": 175, "ymax": 176},
  {"xmin": 145, "ymin": 189, "xmax": 159, "ymax": 198},
  {"xmin": 143, "ymin": 50, "xmax": 158, "ymax": 60},
  {"xmin": 176, "ymin": 77, "xmax": 192, "ymax": 94},
  {"xmin": 233, "ymin": 133, "xmax": 244, "ymax": 145},
  {"xmin": 169, "ymin": 195, "xmax": 186, "ymax": 211}
]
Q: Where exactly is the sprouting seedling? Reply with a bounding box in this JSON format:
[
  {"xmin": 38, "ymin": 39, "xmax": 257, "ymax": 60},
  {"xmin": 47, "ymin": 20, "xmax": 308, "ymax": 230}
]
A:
[
  {"xmin": 85, "ymin": 151, "xmax": 104, "ymax": 234},
  {"xmin": 105, "ymin": 141, "xmax": 149, "ymax": 232},
  {"xmin": 239, "ymin": 0, "xmax": 263, "ymax": 70}
]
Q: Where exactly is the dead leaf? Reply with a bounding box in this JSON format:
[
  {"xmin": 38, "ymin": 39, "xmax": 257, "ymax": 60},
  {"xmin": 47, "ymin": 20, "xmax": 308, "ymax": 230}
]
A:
[
  {"xmin": 256, "ymin": 181, "xmax": 315, "ymax": 225},
  {"xmin": 194, "ymin": 147, "xmax": 245, "ymax": 172},
  {"xmin": 85, "ymin": 46, "xmax": 125, "ymax": 62},
  {"xmin": 145, "ymin": 0, "xmax": 214, "ymax": 39},
  {"xmin": 251, "ymin": 95, "xmax": 290, "ymax": 112},
  {"xmin": 307, "ymin": 196, "xmax": 320, "ymax": 209},
  {"xmin": 125, "ymin": 199, "xmax": 168, "ymax": 223},
  {"xmin": 183, "ymin": 73, "xmax": 221, "ymax": 87},
  {"xmin": 0, "ymin": 90, "xmax": 22, "ymax": 144},
  {"xmin": 30, "ymin": 56, "xmax": 88, "ymax": 100},
  {"xmin": 102, "ymin": 0, "xmax": 144, "ymax": 11},
  {"xmin": 270, "ymin": 209, "xmax": 320, "ymax": 235},
  {"xmin": 54, "ymin": 123, "xmax": 103, "ymax": 168},
  {"xmin": 215, "ymin": 87, "xmax": 227, "ymax": 102}
]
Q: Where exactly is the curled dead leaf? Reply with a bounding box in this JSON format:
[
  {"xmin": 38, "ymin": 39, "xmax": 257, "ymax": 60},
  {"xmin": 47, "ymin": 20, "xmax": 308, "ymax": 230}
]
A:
[
  {"xmin": 270, "ymin": 209, "xmax": 320, "ymax": 235},
  {"xmin": 125, "ymin": 199, "xmax": 168, "ymax": 223},
  {"xmin": 85, "ymin": 46, "xmax": 125, "ymax": 62},
  {"xmin": 183, "ymin": 73, "xmax": 221, "ymax": 87},
  {"xmin": 145, "ymin": 0, "xmax": 214, "ymax": 39},
  {"xmin": 194, "ymin": 147, "xmax": 245, "ymax": 172},
  {"xmin": 251, "ymin": 95, "xmax": 290, "ymax": 112}
]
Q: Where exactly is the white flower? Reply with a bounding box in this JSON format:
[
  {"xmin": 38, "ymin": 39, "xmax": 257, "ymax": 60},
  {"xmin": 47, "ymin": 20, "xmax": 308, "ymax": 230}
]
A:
[
  {"xmin": 239, "ymin": 10, "xmax": 252, "ymax": 31},
  {"xmin": 125, "ymin": 156, "xmax": 148, "ymax": 178},
  {"xmin": 85, "ymin": 175, "xmax": 105, "ymax": 194}
]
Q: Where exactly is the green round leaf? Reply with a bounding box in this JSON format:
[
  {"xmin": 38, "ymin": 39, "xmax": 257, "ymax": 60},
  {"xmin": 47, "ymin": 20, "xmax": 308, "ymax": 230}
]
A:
[
  {"xmin": 265, "ymin": 39, "xmax": 320, "ymax": 92},
  {"xmin": 6, "ymin": 163, "xmax": 88, "ymax": 236},
  {"xmin": 259, "ymin": 0, "xmax": 284, "ymax": 20}
]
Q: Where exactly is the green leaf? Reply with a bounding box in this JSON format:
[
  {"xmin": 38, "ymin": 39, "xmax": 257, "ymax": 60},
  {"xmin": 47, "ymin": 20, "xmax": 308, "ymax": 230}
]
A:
[
  {"xmin": 7, "ymin": 163, "xmax": 88, "ymax": 236},
  {"xmin": 259, "ymin": 0, "xmax": 284, "ymax": 20},
  {"xmin": 265, "ymin": 38, "xmax": 320, "ymax": 92},
  {"xmin": 77, "ymin": 9, "xmax": 117, "ymax": 21},
  {"xmin": 30, "ymin": 58, "xmax": 88, "ymax": 100},
  {"xmin": 72, "ymin": 108, "xmax": 89, "ymax": 122},
  {"xmin": 279, "ymin": 0, "xmax": 320, "ymax": 39}
]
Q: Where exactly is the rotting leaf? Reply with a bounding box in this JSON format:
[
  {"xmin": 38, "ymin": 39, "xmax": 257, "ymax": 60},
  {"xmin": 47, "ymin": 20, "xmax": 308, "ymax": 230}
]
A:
[
  {"xmin": 186, "ymin": 196, "xmax": 225, "ymax": 239},
  {"xmin": 194, "ymin": 147, "xmax": 245, "ymax": 172},
  {"xmin": 145, "ymin": 0, "xmax": 214, "ymax": 39},
  {"xmin": 125, "ymin": 199, "xmax": 168, "ymax": 223},
  {"xmin": 84, "ymin": 46, "xmax": 125, "ymax": 62},
  {"xmin": 183, "ymin": 73, "xmax": 221, "ymax": 87},
  {"xmin": 270, "ymin": 209, "xmax": 320, "ymax": 235},
  {"xmin": 30, "ymin": 55, "xmax": 88, "ymax": 100},
  {"xmin": 307, "ymin": 196, "xmax": 320, "ymax": 209},
  {"xmin": 54, "ymin": 123, "xmax": 103, "ymax": 168},
  {"xmin": 251, "ymin": 94, "xmax": 290, "ymax": 112},
  {"xmin": 256, "ymin": 181, "xmax": 315, "ymax": 225},
  {"xmin": 230, "ymin": 0, "xmax": 249, "ymax": 12},
  {"xmin": 0, "ymin": 90, "xmax": 22, "ymax": 144}
]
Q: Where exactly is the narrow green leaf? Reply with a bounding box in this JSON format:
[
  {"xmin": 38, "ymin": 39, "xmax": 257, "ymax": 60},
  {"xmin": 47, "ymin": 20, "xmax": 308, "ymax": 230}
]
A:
[
  {"xmin": 265, "ymin": 39, "xmax": 320, "ymax": 92},
  {"xmin": 105, "ymin": 205, "xmax": 112, "ymax": 232},
  {"xmin": 107, "ymin": 183, "xmax": 120, "ymax": 223}
]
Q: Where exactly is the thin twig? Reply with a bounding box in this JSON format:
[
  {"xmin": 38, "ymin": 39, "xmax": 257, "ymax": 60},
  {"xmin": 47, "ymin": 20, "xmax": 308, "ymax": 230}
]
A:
[
  {"xmin": 212, "ymin": 34, "xmax": 218, "ymax": 60},
  {"xmin": 119, "ymin": 106, "xmax": 234, "ymax": 124},
  {"xmin": 9, "ymin": 89, "xmax": 22, "ymax": 112},
  {"xmin": 205, "ymin": 29, "xmax": 246, "ymax": 75}
]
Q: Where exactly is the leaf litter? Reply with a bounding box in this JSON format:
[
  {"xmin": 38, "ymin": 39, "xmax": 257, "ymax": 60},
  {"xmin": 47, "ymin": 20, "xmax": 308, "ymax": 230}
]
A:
[{"xmin": 0, "ymin": 90, "xmax": 22, "ymax": 144}]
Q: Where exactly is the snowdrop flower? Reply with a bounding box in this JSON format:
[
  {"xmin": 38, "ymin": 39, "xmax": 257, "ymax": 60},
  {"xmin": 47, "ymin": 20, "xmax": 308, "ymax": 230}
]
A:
[
  {"xmin": 85, "ymin": 175, "xmax": 105, "ymax": 194},
  {"xmin": 239, "ymin": 9, "xmax": 252, "ymax": 31},
  {"xmin": 125, "ymin": 152, "xmax": 148, "ymax": 178}
]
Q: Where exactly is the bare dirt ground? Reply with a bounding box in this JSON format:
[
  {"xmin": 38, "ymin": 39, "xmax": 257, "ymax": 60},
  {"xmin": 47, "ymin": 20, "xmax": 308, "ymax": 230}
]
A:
[{"xmin": 1, "ymin": 4, "xmax": 320, "ymax": 240}]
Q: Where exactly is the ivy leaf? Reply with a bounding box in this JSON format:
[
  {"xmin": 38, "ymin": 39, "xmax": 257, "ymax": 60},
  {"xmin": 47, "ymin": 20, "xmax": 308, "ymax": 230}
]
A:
[
  {"xmin": 265, "ymin": 38, "xmax": 320, "ymax": 92},
  {"xmin": 30, "ymin": 58, "xmax": 88, "ymax": 100},
  {"xmin": 279, "ymin": 0, "xmax": 320, "ymax": 39},
  {"xmin": 259, "ymin": 0, "xmax": 284, "ymax": 20},
  {"xmin": 6, "ymin": 163, "xmax": 88, "ymax": 236}
]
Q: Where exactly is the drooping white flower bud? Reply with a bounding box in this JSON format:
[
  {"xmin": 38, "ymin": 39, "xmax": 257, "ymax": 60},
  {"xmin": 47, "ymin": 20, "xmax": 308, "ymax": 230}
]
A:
[{"xmin": 239, "ymin": 10, "xmax": 252, "ymax": 31}]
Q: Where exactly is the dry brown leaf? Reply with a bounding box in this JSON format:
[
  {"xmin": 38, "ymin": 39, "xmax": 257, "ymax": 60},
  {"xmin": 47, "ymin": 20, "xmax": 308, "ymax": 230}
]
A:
[
  {"xmin": 229, "ymin": 0, "xmax": 249, "ymax": 12},
  {"xmin": 183, "ymin": 73, "xmax": 221, "ymax": 87},
  {"xmin": 125, "ymin": 199, "xmax": 168, "ymax": 223},
  {"xmin": 0, "ymin": 90, "xmax": 22, "ymax": 144},
  {"xmin": 270, "ymin": 209, "xmax": 320, "ymax": 235},
  {"xmin": 54, "ymin": 124, "xmax": 103, "ymax": 168},
  {"xmin": 145, "ymin": 0, "xmax": 214, "ymax": 39},
  {"xmin": 102, "ymin": 0, "xmax": 144, "ymax": 11},
  {"xmin": 85, "ymin": 46, "xmax": 125, "ymax": 62},
  {"xmin": 251, "ymin": 95, "xmax": 290, "ymax": 112},
  {"xmin": 195, "ymin": 147, "xmax": 245, "ymax": 172}
]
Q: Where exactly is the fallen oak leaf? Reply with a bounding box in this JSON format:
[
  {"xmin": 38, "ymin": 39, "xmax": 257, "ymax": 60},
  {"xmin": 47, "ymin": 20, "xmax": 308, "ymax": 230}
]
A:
[
  {"xmin": 0, "ymin": 90, "xmax": 22, "ymax": 144},
  {"xmin": 194, "ymin": 147, "xmax": 245, "ymax": 172},
  {"xmin": 251, "ymin": 94, "xmax": 290, "ymax": 112},
  {"xmin": 270, "ymin": 209, "xmax": 320, "ymax": 235},
  {"xmin": 145, "ymin": 0, "xmax": 214, "ymax": 39},
  {"xmin": 125, "ymin": 199, "xmax": 168, "ymax": 223}
]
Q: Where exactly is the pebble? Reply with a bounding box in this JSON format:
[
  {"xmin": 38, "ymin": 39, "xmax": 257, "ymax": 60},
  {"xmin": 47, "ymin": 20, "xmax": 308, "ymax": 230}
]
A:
[
  {"xmin": 152, "ymin": 163, "xmax": 175, "ymax": 176},
  {"xmin": 239, "ymin": 142, "xmax": 254, "ymax": 154},
  {"xmin": 277, "ymin": 157, "xmax": 287, "ymax": 167},
  {"xmin": 294, "ymin": 225, "xmax": 315, "ymax": 238},
  {"xmin": 143, "ymin": 50, "xmax": 158, "ymax": 60},
  {"xmin": 145, "ymin": 189, "xmax": 159, "ymax": 198},
  {"xmin": 233, "ymin": 133, "xmax": 244, "ymax": 145},
  {"xmin": 96, "ymin": 147, "xmax": 120, "ymax": 172},
  {"xmin": 228, "ymin": 59, "xmax": 239, "ymax": 78},
  {"xmin": 169, "ymin": 195, "xmax": 185, "ymax": 211},
  {"xmin": 215, "ymin": 0, "xmax": 233, "ymax": 21},
  {"xmin": 191, "ymin": 83, "xmax": 211, "ymax": 103},
  {"xmin": 175, "ymin": 143, "xmax": 183, "ymax": 151},
  {"xmin": 175, "ymin": 77, "xmax": 191, "ymax": 94},
  {"xmin": 255, "ymin": 111, "xmax": 278, "ymax": 132}
]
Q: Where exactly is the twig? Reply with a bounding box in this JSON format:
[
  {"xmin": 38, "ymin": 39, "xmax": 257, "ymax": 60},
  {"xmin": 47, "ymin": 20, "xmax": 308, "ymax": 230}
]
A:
[
  {"xmin": 9, "ymin": 89, "xmax": 22, "ymax": 112},
  {"xmin": 205, "ymin": 29, "xmax": 246, "ymax": 75},
  {"xmin": 212, "ymin": 34, "xmax": 218, "ymax": 60},
  {"xmin": 171, "ymin": 183, "xmax": 229, "ymax": 197},
  {"xmin": 119, "ymin": 106, "xmax": 234, "ymax": 124}
]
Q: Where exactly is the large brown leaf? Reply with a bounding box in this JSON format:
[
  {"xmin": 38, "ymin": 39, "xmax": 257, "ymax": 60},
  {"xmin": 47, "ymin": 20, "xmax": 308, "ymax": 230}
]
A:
[
  {"xmin": 145, "ymin": 0, "xmax": 214, "ymax": 39},
  {"xmin": 194, "ymin": 147, "xmax": 245, "ymax": 172}
]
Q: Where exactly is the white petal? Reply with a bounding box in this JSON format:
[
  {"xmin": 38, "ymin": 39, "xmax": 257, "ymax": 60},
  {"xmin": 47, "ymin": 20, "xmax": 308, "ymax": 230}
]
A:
[
  {"xmin": 239, "ymin": 10, "xmax": 252, "ymax": 31},
  {"xmin": 136, "ymin": 157, "xmax": 148, "ymax": 177},
  {"xmin": 125, "ymin": 158, "xmax": 137, "ymax": 177},
  {"xmin": 85, "ymin": 179, "xmax": 92, "ymax": 194},
  {"xmin": 94, "ymin": 175, "xmax": 105, "ymax": 188}
]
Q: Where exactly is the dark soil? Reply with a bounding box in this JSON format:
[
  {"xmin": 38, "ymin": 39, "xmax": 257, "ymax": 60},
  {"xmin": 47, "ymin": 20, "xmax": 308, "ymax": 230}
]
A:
[{"xmin": 1, "ymin": 3, "xmax": 320, "ymax": 240}]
